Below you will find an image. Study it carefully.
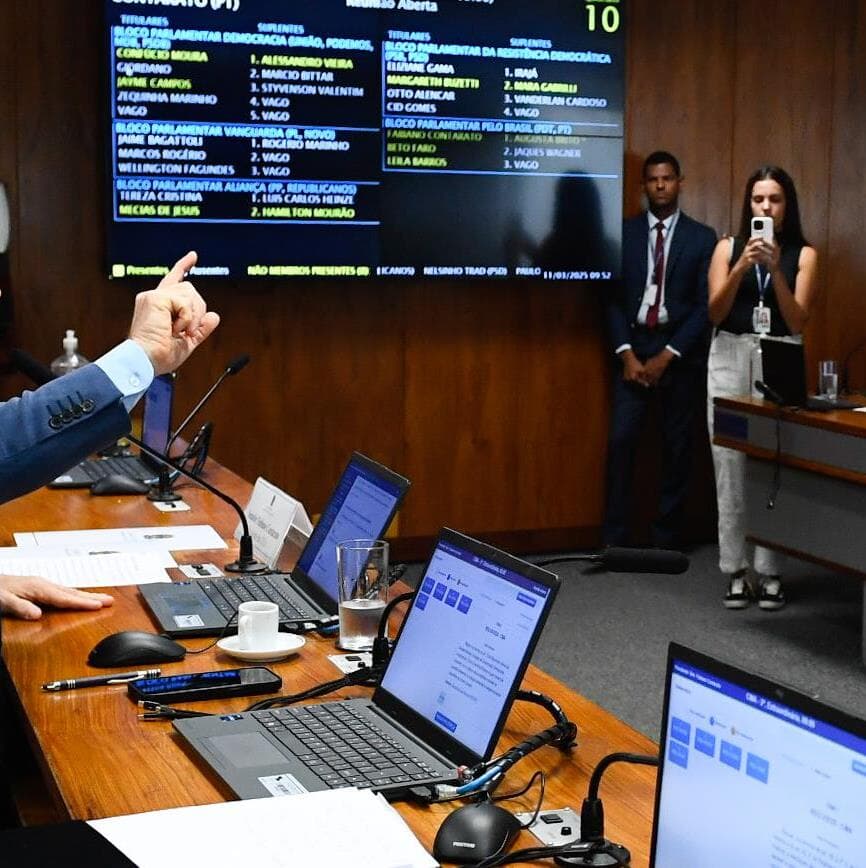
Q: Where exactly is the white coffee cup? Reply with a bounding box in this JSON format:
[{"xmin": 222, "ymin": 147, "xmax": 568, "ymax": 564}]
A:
[{"xmin": 237, "ymin": 600, "xmax": 279, "ymax": 651}]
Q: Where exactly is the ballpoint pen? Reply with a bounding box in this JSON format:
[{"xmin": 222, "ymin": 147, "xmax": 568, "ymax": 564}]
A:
[{"xmin": 42, "ymin": 669, "xmax": 161, "ymax": 692}]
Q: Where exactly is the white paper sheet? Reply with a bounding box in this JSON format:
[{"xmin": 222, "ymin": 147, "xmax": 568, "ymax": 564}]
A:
[
  {"xmin": 13, "ymin": 524, "xmax": 227, "ymax": 552},
  {"xmin": 0, "ymin": 544, "xmax": 177, "ymax": 568},
  {"xmin": 89, "ymin": 788, "xmax": 436, "ymax": 868},
  {"xmin": 0, "ymin": 552, "xmax": 170, "ymax": 587}
]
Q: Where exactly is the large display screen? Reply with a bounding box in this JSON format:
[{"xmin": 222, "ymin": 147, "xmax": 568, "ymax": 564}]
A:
[{"xmin": 106, "ymin": 0, "xmax": 625, "ymax": 280}]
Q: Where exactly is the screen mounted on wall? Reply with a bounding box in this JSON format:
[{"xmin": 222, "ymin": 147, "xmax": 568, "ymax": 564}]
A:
[{"xmin": 106, "ymin": 0, "xmax": 625, "ymax": 281}]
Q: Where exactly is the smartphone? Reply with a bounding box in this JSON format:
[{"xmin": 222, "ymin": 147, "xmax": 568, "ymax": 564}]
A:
[
  {"xmin": 127, "ymin": 667, "xmax": 281, "ymax": 703},
  {"xmin": 750, "ymin": 216, "xmax": 774, "ymax": 244}
]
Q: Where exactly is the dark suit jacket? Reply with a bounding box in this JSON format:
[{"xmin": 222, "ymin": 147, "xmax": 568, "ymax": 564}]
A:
[
  {"xmin": 607, "ymin": 211, "xmax": 717, "ymax": 364},
  {"xmin": 0, "ymin": 365, "xmax": 130, "ymax": 504}
]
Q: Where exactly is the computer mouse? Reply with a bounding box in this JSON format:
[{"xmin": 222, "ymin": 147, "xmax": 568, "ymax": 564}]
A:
[
  {"xmin": 88, "ymin": 631, "xmax": 187, "ymax": 667},
  {"xmin": 433, "ymin": 801, "xmax": 522, "ymax": 864},
  {"xmin": 90, "ymin": 474, "xmax": 149, "ymax": 496}
]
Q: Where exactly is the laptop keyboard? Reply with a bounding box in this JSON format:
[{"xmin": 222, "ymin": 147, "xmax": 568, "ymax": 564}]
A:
[
  {"xmin": 79, "ymin": 456, "xmax": 151, "ymax": 481},
  {"xmin": 252, "ymin": 702, "xmax": 441, "ymax": 789},
  {"xmin": 198, "ymin": 574, "xmax": 317, "ymax": 624}
]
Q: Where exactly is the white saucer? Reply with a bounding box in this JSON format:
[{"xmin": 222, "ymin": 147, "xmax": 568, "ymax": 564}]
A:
[{"xmin": 217, "ymin": 633, "xmax": 305, "ymax": 662}]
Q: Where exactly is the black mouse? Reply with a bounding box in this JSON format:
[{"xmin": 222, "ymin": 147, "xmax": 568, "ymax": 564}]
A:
[
  {"xmin": 88, "ymin": 631, "xmax": 186, "ymax": 667},
  {"xmin": 433, "ymin": 801, "xmax": 522, "ymax": 864},
  {"xmin": 90, "ymin": 474, "xmax": 149, "ymax": 496}
]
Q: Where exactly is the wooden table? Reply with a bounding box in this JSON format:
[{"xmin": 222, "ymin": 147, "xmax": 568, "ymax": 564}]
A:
[
  {"xmin": 713, "ymin": 395, "xmax": 866, "ymax": 659},
  {"xmin": 0, "ymin": 461, "xmax": 658, "ymax": 865}
]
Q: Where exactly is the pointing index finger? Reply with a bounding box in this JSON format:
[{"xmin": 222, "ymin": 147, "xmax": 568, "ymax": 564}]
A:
[{"xmin": 158, "ymin": 251, "xmax": 197, "ymax": 288}]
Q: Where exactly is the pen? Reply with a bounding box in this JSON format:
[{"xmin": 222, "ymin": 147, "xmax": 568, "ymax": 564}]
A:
[{"xmin": 42, "ymin": 669, "xmax": 161, "ymax": 692}]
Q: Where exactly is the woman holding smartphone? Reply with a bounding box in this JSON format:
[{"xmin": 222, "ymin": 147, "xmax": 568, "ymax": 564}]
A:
[{"xmin": 706, "ymin": 166, "xmax": 818, "ymax": 611}]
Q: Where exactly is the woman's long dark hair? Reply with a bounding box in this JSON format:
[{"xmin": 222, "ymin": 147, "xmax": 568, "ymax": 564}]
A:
[{"xmin": 738, "ymin": 165, "xmax": 808, "ymax": 247}]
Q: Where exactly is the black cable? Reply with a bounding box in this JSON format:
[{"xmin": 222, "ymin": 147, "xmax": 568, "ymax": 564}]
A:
[
  {"xmin": 245, "ymin": 663, "xmax": 385, "ymax": 711},
  {"xmin": 492, "ymin": 770, "xmax": 546, "ymax": 830},
  {"xmin": 473, "ymin": 840, "xmax": 631, "ymax": 868},
  {"xmin": 767, "ymin": 401, "xmax": 782, "ymax": 509},
  {"xmin": 372, "ymin": 590, "xmax": 414, "ymax": 666}
]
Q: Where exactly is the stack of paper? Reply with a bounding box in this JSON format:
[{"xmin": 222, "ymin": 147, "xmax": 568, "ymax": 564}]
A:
[
  {"xmin": 3, "ymin": 524, "xmax": 228, "ymax": 588},
  {"xmin": 89, "ymin": 788, "xmax": 437, "ymax": 868}
]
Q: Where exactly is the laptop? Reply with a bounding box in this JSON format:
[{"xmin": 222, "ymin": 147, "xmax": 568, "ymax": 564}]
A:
[
  {"xmin": 760, "ymin": 338, "xmax": 861, "ymax": 411},
  {"xmin": 50, "ymin": 372, "xmax": 175, "ymax": 487},
  {"xmin": 173, "ymin": 528, "xmax": 560, "ymax": 801},
  {"xmin": 650, "ymin": 643, "xmax": 866, "ymax": 867},
  {"xmin": 140, "ymin": 452, "xmax": 410, "ymax": 636}
]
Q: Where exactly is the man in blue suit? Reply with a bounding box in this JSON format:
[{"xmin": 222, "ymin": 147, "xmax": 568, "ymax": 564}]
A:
[
  {"xmin": 0, "ymin": 250, "xmax": 219, "ymax": 618},
  {"xmin": 602, "ymin": 152, "xmax": 716, "ymax": 549}
]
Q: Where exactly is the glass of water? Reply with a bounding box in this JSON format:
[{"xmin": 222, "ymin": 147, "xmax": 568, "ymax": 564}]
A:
[
  {"xmin": 819, "ymin": 359, "xmax": 838, "ymax": 400},
  {"xmin": 336, "ymin": 539, "xmax": 389, "ymax": 651}
]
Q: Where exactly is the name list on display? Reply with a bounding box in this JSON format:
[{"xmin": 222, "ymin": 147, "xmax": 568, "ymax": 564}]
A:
[{"xmin": 110, "ymin": 3, "xmax": 623, "ymax": 235}]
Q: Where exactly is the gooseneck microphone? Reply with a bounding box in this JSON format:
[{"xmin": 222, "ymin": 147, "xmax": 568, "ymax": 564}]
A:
[
  {"xmin": 149, "ymin": 353, "xmax": 250, "ymax": 503},
  {"xmin": 166, "ymin": 353, "xmax": 249, "ymax": 457},
  {"xmin": 555, "ymin": 752, "xmax": 659, "ymax": 867},
  {"xmin": 540, "ymin": 547, "xmax": 689, "ymax": 575},
  {"xmin": 126, "ymin": 430, "xmax": 267, "ymax": 574}
]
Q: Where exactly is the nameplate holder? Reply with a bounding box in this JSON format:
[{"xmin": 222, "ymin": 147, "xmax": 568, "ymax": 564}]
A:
[{"xmin": 235, "ymin": 477, "xmax": 312, "ymax": 569}]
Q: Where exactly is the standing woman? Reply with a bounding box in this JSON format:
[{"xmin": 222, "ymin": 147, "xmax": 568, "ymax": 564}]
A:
[{"xmin": 706, "ymin": 166, "xmax": 818, "ymax": 610}]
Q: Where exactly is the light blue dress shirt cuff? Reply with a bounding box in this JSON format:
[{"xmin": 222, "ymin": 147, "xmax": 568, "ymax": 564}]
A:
[{"xmin": 94, "ymin": 340, "xmax": 154, "ymax": 412}]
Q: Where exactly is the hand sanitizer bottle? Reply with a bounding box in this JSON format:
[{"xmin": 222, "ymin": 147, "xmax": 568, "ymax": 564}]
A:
[{"xmin": 50, "ymin": 329, "xmax": 90, "ymax": 376}]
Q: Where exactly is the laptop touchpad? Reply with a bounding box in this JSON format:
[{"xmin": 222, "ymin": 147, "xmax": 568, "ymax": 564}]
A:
[{"xmin": 206, "ymin": 733, "xmax": 287, "ymax": 768}]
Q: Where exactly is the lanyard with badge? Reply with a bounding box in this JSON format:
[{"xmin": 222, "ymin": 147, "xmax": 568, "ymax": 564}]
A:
[{"xmin": 752, "ymin": 265, "xmax": 771, "ymax": 334}]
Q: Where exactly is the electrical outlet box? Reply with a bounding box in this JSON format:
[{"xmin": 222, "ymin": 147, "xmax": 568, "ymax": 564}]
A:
[{"xmin": 515, "ymin": 807, "xmax": 581, "ymax": 846}]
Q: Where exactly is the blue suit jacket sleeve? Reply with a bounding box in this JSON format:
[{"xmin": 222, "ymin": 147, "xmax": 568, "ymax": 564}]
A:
[{"xmin": 0, "ymin": 365, "xmax": 131, "ymax": 504}]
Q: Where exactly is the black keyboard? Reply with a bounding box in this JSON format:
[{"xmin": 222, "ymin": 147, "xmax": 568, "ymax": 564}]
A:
[
  {"xmin": 252, "ymin": 702, "xmax": 438, "ymax": 789},
  {"xmin": 198, "ymin": 574, "xmax": 317, "ymax": 624},
  {"xmin": 79, "ymin": 456, "xmax": 152, "ymax": 482}
]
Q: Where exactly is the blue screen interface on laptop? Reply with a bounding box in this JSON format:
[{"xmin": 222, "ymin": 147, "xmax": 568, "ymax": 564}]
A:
[
  {"xmin": 295, "ymin": 459, "xmax": 401, "ymax": 602},
  {"xmin": 379, "ymin": 539, "xmax": 550, "ymax": 756},
  {"xmin": 654, "ymin": 657, "xmax": 866, "ymax": 867}
]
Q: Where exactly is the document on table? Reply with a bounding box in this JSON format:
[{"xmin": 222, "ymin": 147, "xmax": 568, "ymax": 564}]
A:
[
  {"xmin": 89, "ymin": 787, "xmax": 437, "ymax": 868},
  {"xmin": 13, "ymin": 524, "xmax": 227, "ymax": 552},
  {"xmin": 0, "ymin": 551, "xmax": 171, "ymax": 587}
]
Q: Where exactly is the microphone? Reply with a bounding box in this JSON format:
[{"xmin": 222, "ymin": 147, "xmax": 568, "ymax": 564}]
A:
[
  {"xmin": 166, "ymin": 353, "xmax": 249, "ymax": 456},
  {"xmin": 555, "ymin": 752, "xmax": 659, "ymax": 867},
  {"xmin": 540, "ymin": 547, "xmax": 689, "ymax": 575},
  {"xmin": 126, "ymin": 429, "xmax": 267, "ymax": 574},
  {"xmin": 149, "ymin": 353, "xmax": 250, "ymax": 503},
  {"xmin": 754, "ymin": 379, "xmax": 784, "ymax": 405}
]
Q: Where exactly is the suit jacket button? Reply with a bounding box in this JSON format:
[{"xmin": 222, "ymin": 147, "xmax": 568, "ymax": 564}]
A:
[
  {"xmin": 49, "ymin": 415, "xmax": 63, "ymax": 430},
  {"xmin": 60, "ymin": 407, "xmax": 74, "ymax": 423},
  {"xmin": 81, "ymin": 398, "xmax": 95, "ymax": 413}
]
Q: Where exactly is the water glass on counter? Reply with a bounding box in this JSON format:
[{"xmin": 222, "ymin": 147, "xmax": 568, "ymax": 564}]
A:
[{"xmin": 336, "ymin": 539, "xmax": 389, "ymax": 651}]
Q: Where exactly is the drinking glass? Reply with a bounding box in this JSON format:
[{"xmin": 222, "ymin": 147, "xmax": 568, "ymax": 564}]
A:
[{"xmin": 336, "ymin": 539, "xmax": 389, "ymax": 651}]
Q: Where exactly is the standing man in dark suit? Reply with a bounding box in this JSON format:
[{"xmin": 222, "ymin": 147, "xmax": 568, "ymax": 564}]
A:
[{"xmin": 602, "ymin": 151, "xmax": 716, "ymax": 549}]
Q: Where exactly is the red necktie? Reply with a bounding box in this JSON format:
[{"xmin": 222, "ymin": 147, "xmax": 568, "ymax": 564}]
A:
[{"xmin": 646, "ymin": 221, "xmax": 665, "ymax": 329}]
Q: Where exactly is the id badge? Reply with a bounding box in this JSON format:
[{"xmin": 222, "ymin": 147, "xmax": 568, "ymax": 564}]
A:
[{"xmin": 752, "ymin": 305, "xmax": 771, "ymax": 334}]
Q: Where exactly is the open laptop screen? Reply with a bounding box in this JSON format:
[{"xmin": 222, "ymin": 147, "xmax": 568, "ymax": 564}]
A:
[
  {"xmin": 378, "ymin": 531, "xmax": 557, "ymax": 758},
  {"xmin": 294, "ymin": 454, "xmax": 407, "ymax": 602},
  {"xmin": 651, "ymin": 643, "xmax": 866, "ymax": 867},
  {"xmin": 141, "ymin": 373, "xmax": 174, "ymax": 454}
]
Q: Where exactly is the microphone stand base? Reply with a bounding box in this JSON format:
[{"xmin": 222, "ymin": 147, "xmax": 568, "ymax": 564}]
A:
[
  {"xmin": 224, "ymin": 558, "xmax": 269, "ymax": 574},
  {"xmin": 555, "ymin": 840, "xmax": 630, "ymax": 867},
  {"xmin": 147, "ymin": 489, "xmax": 182, "ymax": 503}
]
